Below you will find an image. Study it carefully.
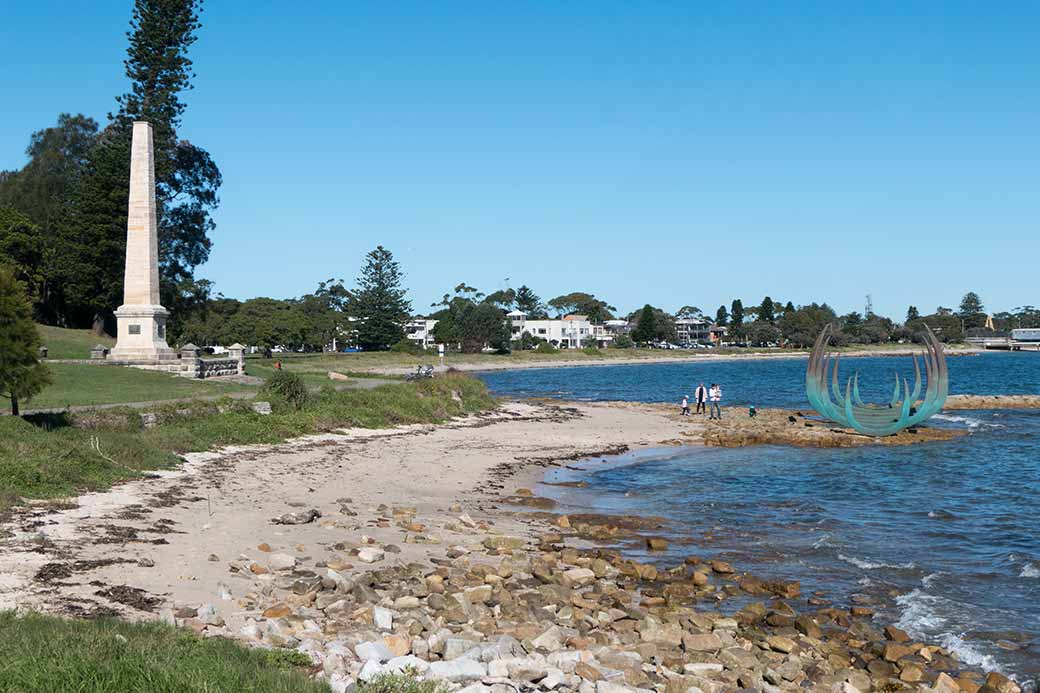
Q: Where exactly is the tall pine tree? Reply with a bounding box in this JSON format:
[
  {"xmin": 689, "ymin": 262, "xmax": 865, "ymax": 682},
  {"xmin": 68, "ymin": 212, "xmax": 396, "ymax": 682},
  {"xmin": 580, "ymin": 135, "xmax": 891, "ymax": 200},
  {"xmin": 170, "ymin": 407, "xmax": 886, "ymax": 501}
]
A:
[
  {"xmin": 351, "ymin": 247, "xmax": 411, "ymax": 351},
  {"xmin": 730, "ymin": 299, "xmax": 745, "ymax": 339},
  {"xmin": 631, "ymin": 304, "xmax": 658, "ymax": 344}
]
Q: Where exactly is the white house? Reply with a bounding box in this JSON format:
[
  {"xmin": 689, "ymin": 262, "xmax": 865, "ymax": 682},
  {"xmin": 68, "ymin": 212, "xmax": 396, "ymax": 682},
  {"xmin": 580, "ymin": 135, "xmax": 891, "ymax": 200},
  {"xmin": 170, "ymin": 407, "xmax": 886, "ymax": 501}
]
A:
[
  {"xmin": 405, "ymin": 318, "xmax": 439, "ymax": 349},
  {"xmin": 508, "ymin": 311, "xmax": 614, "ymax": 348}
]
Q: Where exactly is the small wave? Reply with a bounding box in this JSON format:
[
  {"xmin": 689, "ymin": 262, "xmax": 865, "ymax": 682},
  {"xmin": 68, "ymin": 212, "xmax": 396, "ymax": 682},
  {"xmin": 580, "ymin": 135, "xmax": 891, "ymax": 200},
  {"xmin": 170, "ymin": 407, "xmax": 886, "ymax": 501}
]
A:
[
  {"xmin": 1020, "ymin": 563, "xmax": 1040, "ymax": 579},
  {"xmin": 812, "ymin": 533, "xmax": 833, "ymax": 549},
  {"xmin": 895, "ymin": 590, "xmax": 1003, "ymax": 673},
  {"xmin": 928, "ymin": 509, "xmax": 957, "ymax": 520},
  {"xmin": 839, "ymin": 553, "xmax": 915, "ymax": 570},
  {"xmin": 931, "ymin": 413, "xmax": 1003, "ymax": 429},
  {"xmin": 922, "ymin": 572, "xmax": 945, "ymax": 588}
]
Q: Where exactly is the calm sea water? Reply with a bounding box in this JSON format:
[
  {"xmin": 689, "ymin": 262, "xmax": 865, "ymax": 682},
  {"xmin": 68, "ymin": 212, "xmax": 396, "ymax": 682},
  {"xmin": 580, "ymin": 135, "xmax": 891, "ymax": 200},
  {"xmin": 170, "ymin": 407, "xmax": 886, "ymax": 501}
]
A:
[{"xmin": 479, "ymin": 352, "xmax": 1040, "ymax": 684}]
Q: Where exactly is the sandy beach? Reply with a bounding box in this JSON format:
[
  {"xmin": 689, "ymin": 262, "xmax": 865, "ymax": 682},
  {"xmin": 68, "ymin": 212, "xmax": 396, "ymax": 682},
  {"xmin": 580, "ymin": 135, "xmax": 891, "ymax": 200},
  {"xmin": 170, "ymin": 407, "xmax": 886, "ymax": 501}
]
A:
[{"xmin": 0, "ymin": 401, "xmax": 689, "ymax": 619}]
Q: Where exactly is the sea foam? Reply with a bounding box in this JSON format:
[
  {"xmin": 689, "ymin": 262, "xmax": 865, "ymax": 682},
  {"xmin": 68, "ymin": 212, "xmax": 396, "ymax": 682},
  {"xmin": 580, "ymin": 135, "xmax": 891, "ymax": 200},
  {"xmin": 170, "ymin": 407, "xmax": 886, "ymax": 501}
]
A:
[{"xmin": 838, "ymin": 553, "xmax": 915, "ymax": 570}]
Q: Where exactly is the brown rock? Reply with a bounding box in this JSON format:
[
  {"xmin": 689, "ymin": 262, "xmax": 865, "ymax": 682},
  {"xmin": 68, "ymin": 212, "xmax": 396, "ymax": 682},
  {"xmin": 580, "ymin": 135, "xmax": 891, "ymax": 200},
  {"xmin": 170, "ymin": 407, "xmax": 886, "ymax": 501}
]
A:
[
  {"xmin": 849, "ymin": 606, "xmax": 874, "ymax": 617},
  {"xmin": 575, "ymin": 662, "xmax": 603, "ymax": 681},
  {"xmin": 646, "ymin": 537, "xmax": 668, "ymax": 551},
  {"xmin": 794, "ymin": 615, "xmax": 822, "ymax": 639},
  {"xmin": 883, "ymin": 642, "xmax": 916, "ymax": 662},
  {"xmin": 766, "ymin": 635, "xmax": 797, "ymax": 654},
  {"xmin": 262, "ymin": 603, "xmax": 291, "ymax": 619},
  {"xmin": 984, "ymin": 673, "xmax": 1021, "ymax": 693},
  {"xmin": 682, "ymin": 632, "xmax": 723, "ymax": 652},
  {"xmin": 900, "ymin": 661, "xmax": 925, "ymax": 683},
  {"xmin": 885, "ymin": 624, "xmax": 910, "ymax": 642},
  {"xmin": 382, "ymin": 634, "xmax": 411, "ymax": 657},
  {"xmin": 257, "ymin": 543, "xmax": 272, "ymax": 552},
  {"xmin": 710, "ymin": 560, "xmax": 734, "ymax": 574}
]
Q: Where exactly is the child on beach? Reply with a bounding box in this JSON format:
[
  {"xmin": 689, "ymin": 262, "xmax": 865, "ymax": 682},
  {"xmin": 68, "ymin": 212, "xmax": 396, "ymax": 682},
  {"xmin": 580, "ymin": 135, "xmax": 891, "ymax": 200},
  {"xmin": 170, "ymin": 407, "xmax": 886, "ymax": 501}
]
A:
[{"xmin": 680, "ymin": 395, "xmax": 690, "ymax": 416}]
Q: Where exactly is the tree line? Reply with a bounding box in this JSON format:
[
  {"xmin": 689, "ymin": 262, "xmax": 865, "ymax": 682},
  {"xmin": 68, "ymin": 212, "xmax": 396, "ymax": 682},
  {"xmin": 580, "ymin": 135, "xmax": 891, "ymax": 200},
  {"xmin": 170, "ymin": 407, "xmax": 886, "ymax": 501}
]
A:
[{"xmin": 0, "ymin": 0, "xmax": 219, "ymax": 336}]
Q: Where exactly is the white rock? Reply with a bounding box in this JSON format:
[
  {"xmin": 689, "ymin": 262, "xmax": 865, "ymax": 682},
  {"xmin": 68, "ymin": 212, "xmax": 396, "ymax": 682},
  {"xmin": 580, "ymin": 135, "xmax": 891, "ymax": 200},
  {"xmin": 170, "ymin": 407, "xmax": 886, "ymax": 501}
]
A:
[
  {"xmin": 268, "ymin": 553, "xmax": 296, "ymax": 571},
  {"xmin": 427, "ymin": 657, "xmax": 487, "ymax": 682},
  {"xmin": 394, "ymin": 595, "xmax": 420, "ymax": 610},
  {"xmin": 443, "ymin": 637, "xmax": 481, "ymax": 660},
  {"xmin": 385, "ymin": 655, "xmax": 430, "ymax": 675},
  {"xmin": 683, "ymin": 663, "xmax": 724, "ymax": 675},
  {"xmin": 373, "ymin": 606, "xmax": 394, "ymax": 631},
  {"xmin": 359, "ymin": 659, "xmax": 384, "ymax": 682},
  {"xmin": 542, "ymin": 667, "xmax": 566, "ymax": 689},
  {"xmin": 478, "ymin": 636, "xmax": 524, "ymax": 662},
  {"xmin": 547, "ymin": 650, "xmax": 582, "ymax": 673},
  {"xmin": 328, "ymin": 673, "xmax": 355, "ymax": 693},
  {"xmin": 506, "ymin": 657, "xmax": 548, "ymax": 682},
  {"xmin": 488, "ymin": 659, "xmax": 509, "ymax": 678},
  {"xmin": 532, "ymin": 625, "xmax": 564, "ymax": 651},
  {"xmin": 158, "ymin": 608, "xmax": 176, "ymax": 626},
  {"xmin": 596, "ymin": 682, "xmax": 640, "ymax": 693},
  {"xmin": 456, "ymin": 684, "xmax": 491, "ymax": 693},
  {"xmin": 357, "ymin": 547, "xmax": 385, "ymax": 563},
  {"xmin": 561, "ymin": 568, "xmax": 596, "ymax": 587},
  {"xmin": 197, "ymin": 603, "xmax": 223, "ymax": 626},
  {"xmin": 355, "ymin": 640, "xmax": 394, "ymax": 662}
]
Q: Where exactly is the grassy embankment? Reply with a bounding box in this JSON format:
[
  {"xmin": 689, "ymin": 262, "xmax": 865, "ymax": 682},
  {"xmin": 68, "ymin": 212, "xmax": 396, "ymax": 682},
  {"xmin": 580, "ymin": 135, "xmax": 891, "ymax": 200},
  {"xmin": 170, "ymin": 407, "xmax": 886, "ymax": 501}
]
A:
[
  {"xmin": 0, "ymin": 372, "xmax": 496, "ymax": 510},
  {"xmin": 35, "ymin": 323, "xmax": 115, "ymax": 360},
  {"xmin": 0, "ymin": 611, "xmax": 327, "ymax": 692},
  {"xmin": 8, "ymin": 363, "xmax": 253, "ymax": 414}
]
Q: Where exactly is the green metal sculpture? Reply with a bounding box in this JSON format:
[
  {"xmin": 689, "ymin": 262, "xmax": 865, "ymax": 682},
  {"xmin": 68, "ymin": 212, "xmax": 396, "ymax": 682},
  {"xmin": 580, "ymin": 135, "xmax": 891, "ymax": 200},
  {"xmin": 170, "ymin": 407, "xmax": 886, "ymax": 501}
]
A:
[{"xmin": 805, "ymin": 324, "xmax": 948, "ymax": 436}]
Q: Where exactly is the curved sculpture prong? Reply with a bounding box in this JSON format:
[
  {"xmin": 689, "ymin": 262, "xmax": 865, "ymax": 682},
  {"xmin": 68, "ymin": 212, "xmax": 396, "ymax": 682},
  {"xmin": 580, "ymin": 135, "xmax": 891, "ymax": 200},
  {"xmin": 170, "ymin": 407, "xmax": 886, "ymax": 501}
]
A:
[{"xmin": 805, "ymin": 323, "xmax": 948, "ymax": 436}]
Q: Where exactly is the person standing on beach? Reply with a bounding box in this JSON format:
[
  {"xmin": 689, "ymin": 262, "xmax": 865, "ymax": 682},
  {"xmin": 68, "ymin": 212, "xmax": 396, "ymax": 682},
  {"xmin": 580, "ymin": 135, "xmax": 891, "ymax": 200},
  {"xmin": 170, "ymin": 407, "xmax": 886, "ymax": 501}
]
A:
[
  {"xmin": 681, "ymin": 395, "xmax": 690, "ymax": 416},
  {"xmin": 694, "ymin": 383, "xmax": 707, "ymax": 414},
  {"xmin": 709, "ymin": 383, "xmax": 722, "ymax": 420}
]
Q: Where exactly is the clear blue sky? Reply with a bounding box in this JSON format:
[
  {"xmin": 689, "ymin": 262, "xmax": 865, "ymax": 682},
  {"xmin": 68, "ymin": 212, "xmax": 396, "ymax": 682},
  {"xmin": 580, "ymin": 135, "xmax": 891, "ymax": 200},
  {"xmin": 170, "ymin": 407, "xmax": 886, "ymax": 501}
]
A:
[{"xmin": 2, "ymin": 2, "xmax": 1037, "ymax": 319}]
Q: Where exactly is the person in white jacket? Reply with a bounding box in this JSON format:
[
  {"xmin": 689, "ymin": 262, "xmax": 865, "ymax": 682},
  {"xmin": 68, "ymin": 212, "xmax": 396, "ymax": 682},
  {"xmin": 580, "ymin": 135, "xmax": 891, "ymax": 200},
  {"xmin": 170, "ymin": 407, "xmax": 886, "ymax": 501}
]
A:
[{"xmin": 708, "ymin": 384, "xmax": 722, "ymax": 420}]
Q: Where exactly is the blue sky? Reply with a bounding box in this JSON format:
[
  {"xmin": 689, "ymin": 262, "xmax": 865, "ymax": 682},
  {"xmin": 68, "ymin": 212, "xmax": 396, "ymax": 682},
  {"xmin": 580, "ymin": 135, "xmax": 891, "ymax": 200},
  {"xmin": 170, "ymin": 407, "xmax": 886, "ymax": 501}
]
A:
[{"xmin": 2, "ymin": 2, "xmax": 1037, "ymax": 319}]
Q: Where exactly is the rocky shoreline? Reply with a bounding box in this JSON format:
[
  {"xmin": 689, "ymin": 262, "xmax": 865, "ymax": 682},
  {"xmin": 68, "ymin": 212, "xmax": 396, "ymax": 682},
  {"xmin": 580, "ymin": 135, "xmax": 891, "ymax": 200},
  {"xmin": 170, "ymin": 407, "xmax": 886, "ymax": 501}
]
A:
[
  {"xmin": 0, "ymin": 401, "xmax": 1025, "ymax": 693},
  {"xmin": 693, "ymin": 408, "xmax": 964, "ymax": 448},
  {"xmin": 156, "ymin": 500, "xmax": 1016, "ymax": 693}
]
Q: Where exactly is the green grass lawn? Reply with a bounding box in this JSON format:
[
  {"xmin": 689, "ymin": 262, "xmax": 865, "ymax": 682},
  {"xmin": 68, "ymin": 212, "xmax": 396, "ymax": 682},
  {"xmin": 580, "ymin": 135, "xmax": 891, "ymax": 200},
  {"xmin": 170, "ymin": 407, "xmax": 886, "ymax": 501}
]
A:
[
  {"xmin": 0, "ymin": 611, "xmax": 328, "ymax": 692},
  {"xmin": 11, "ymin": 363, "xmax": 254, "ymax": 414},
  {"xmin": 36, "ymin": 324, "xmax": 115, "ymax": 360}
]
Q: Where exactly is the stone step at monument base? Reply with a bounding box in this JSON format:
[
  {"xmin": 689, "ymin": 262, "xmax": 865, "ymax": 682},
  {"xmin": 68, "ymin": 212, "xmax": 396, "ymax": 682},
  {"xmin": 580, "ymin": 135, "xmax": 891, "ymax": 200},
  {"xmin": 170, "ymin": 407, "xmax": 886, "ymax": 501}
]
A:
[{"xmin": 105, "ymin": 358, "xmax": 243, "ymax": 379}]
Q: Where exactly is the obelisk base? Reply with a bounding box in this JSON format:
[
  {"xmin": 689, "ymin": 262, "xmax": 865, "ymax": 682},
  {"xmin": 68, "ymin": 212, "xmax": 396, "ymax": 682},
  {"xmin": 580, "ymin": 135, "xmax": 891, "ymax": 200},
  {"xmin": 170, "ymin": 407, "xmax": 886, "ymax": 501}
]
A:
[{"xmin": 109, "ymin": 304, "xmax": 178, "ymax": 362}]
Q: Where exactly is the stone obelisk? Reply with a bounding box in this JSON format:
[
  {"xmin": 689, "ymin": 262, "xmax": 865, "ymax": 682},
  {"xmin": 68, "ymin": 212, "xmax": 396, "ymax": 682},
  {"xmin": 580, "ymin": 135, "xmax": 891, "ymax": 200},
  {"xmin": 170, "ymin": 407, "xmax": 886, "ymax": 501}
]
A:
[{"xmin": 109, "ymin": 122, "xmax": 177, "ymax": 362}]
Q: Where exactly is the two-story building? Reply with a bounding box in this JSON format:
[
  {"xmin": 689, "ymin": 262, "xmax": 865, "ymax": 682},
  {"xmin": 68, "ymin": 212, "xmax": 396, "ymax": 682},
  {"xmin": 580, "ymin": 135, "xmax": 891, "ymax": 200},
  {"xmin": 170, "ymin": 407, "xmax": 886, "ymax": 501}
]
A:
[
  {"xmin": 404, "ymin": 318, "xmax": 439, "ymax": 349},
  {"xmin": 675, "ymin": 318, "xmax": 727, "ymax": 345},
  {"xmin": 508, "ymin": 311, "xmax": 614, "ymax": 348}
]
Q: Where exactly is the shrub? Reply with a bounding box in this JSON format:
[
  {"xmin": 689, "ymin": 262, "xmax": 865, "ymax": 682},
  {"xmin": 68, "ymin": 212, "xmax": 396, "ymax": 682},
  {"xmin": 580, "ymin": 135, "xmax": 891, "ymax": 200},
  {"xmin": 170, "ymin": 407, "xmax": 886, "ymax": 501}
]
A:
[
  {"xmin": 359, "ymin": 673, "xmax": 448, "ymax": 693},
  {"xmin": 534, "ymin": 342, "xmax": 559, "ymax": 354},
  {"xmin": 390, "ymin": 338, "xmax": 423, "ymax": 354},
  {"xmin": 260, "ymin": 370, "xmax": 309, "ymax": 410},
  {"xmin": 611, "ymin": 334, "xmax": 634, "ymax": 349},
  {"xmin": 581, "ymin": 346, "xmax": 603, "ymax": 355}
]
